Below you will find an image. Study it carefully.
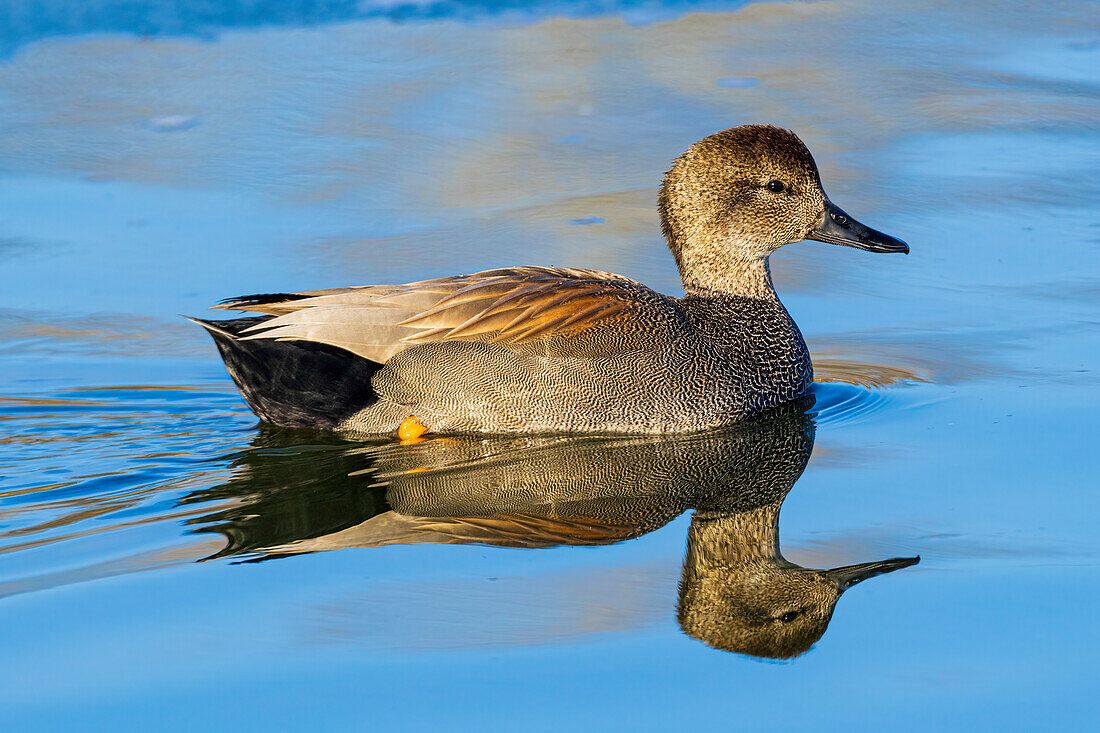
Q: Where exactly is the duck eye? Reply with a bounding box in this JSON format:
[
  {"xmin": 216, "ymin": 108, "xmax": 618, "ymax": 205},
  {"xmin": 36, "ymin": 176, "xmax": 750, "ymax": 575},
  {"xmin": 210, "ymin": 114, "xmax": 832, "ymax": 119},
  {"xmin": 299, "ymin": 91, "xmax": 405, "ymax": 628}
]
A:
[
  {"xmin": 779, "ymin": 611, "xmax": 801, "ymax": 623},
  {"xmin": 766, "ymin": 180, "xmax": 786, "ymax": 193}
]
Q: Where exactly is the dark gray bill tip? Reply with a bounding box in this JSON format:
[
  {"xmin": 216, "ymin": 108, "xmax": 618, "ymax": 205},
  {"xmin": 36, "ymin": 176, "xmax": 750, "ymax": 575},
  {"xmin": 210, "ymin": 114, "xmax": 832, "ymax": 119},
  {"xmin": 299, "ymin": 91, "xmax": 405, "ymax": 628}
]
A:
[
  {"xmin": 808, "ymin": 203, "xmax": 909, "ymax": 254},
  {"xmin": 825, "ymin": 555, "xmax": 920, "ymax": 591}
]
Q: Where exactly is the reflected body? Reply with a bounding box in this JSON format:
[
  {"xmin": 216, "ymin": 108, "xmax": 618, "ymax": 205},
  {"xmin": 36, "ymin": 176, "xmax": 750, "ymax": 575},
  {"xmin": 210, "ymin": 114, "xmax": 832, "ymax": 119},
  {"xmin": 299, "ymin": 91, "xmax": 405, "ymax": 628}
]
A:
[
  {"xmin": 195, "ymin": 126, "xmax": 906, "ymax": 435},
  {"xmin": 185, "ymin": 400, "xmax": 917, "ymax": 658}
]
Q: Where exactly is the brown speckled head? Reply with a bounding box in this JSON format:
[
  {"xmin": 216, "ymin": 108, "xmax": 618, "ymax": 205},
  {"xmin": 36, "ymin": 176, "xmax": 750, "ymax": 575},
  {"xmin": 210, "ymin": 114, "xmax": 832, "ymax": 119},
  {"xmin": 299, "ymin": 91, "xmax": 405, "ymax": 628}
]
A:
[{"xmin": 659, "ymin": 124, "xmax": 906, "ymax": 297}]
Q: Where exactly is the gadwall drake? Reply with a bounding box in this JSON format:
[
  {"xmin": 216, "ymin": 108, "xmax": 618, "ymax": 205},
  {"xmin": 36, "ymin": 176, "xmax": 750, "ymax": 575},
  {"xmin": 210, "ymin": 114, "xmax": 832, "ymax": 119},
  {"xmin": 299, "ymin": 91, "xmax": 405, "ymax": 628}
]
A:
[{"xmin": 192, "ymin": 125, "xmax": 907, "ymax": 435}]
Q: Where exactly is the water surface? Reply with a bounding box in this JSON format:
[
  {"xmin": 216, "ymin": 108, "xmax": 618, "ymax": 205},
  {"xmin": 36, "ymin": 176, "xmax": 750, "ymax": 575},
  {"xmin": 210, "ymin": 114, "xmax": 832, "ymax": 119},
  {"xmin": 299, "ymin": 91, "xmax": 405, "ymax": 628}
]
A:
[{"xmin": 1, "ymin": 0, "xmax": 1098, "ymax": 729}]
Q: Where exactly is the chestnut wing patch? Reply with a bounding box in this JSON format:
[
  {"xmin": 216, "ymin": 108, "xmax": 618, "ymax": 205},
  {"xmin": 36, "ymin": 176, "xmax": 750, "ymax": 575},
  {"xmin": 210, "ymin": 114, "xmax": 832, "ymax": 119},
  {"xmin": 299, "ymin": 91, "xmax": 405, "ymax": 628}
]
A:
[{"xmin": 393, "ymin": 267, "xmax": 640, "ymax": 345}]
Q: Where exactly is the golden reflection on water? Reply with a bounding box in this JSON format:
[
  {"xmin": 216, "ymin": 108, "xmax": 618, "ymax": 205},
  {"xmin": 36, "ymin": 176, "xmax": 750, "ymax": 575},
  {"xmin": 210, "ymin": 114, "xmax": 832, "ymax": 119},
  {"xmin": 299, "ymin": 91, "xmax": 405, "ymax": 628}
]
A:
[{"xmin": 813, "ymin": 359, "xmax": 927, "ymax": 388}]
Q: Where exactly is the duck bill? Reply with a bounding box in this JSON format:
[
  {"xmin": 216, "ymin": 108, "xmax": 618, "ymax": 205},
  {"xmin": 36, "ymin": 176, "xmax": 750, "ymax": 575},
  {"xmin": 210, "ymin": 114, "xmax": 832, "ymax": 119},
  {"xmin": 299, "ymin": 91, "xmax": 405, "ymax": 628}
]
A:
[
  {"xmin": 807, "ymin": 201, "xmax": 909, "ymax": 254},
  {"xmin": 824, "ymin": 555, "xmax": 919, "ymax": 591}
]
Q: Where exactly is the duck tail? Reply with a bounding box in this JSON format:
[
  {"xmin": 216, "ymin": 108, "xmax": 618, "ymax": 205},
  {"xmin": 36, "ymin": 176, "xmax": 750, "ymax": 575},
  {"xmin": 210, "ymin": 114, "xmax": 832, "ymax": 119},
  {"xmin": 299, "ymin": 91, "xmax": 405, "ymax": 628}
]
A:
[{"xmin": 188, "ymin": 316, "xmax": 382, "ymax": 430}]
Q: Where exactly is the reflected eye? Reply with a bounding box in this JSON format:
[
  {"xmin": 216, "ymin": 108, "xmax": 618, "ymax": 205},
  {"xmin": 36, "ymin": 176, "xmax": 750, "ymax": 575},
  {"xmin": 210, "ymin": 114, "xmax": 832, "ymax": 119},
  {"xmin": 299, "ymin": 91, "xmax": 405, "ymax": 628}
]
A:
[
  {"xmin": 779, "ymin": 610, "xmax": 801, "ymax": 623},
  {"xmin": 766, "ymin": 180, "xmax": 786, "ymax": 193}
]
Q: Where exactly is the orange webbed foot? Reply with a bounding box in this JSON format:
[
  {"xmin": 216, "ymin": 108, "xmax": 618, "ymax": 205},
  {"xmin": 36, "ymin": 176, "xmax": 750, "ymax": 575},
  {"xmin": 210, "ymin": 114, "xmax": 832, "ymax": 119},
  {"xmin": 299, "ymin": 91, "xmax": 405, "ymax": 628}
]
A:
[{"xmin": 398, "ymin": 416, "xmax": 429, "ymax": 444}]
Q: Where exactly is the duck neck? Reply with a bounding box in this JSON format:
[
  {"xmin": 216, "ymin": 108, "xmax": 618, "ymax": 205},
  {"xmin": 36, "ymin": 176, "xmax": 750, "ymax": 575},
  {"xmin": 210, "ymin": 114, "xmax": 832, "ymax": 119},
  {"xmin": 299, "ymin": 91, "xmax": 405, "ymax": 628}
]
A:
[
  {"xmin": 686, "ymin": 503, "xmax": 785, "ymax": 570},
  {"xmin": 679, "ymin": 261, "xmax": 814, "ymax": 402},
  {"xmin": 679, "ymin": 254, "xmax": 778, "ymax": 300}
]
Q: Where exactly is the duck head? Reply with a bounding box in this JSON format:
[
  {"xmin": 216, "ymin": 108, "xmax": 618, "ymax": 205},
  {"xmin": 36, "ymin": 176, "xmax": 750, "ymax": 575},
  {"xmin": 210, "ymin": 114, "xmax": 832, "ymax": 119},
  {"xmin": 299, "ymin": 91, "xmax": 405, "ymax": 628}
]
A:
[
  {"xmin": 659, "ymin": 125, "xmax": 908, "ymax": 295},
  {"xmin": 678, "ymin": 504, "xmax": 919, "ymax": 659}
]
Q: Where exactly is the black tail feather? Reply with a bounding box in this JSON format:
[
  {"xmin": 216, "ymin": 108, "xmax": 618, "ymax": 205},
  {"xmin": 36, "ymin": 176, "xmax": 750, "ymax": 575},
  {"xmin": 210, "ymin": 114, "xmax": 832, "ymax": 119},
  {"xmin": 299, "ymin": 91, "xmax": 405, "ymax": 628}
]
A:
[
  {"xmin": 190, "ymin": 316, "xmax": 381, "ymax": 429},
  {"xmin": 218, "ymin": 292, "xmax": 309, "ymax": 310}
]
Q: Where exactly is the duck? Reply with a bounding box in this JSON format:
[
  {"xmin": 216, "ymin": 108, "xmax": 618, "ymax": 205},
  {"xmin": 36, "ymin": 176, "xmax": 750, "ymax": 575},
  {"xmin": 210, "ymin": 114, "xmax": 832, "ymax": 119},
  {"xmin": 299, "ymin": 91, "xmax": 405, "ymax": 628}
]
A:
[{"xmin": 192, "ymin": 124, "xmax": 907, "ymax": 435}]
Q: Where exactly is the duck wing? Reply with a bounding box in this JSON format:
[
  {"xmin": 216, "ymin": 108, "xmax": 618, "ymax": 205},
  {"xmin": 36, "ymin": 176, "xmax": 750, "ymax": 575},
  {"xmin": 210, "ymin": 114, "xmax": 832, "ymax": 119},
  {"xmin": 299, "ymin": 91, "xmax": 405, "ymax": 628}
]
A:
[{"xmin": 214, "ymin": 266, "xmax": 683, "ymax": 362}]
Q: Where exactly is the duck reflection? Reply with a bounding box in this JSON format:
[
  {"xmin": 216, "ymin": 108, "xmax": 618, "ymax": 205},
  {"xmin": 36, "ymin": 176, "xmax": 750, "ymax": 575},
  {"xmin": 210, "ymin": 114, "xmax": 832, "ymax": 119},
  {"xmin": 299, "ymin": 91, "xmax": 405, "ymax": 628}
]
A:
[
  {"xmin": 182, "ymin": 398, "xmax": 916, "ymax": 658},
  {"xmin": 679, "ymin": 500, "xmax": 916, "ymax": 658}
]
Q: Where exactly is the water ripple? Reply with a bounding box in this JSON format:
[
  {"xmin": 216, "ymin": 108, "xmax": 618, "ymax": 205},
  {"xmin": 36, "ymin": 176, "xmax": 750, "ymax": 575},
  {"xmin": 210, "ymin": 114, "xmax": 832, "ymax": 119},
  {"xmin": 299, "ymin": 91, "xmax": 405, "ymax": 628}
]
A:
[
  {"xmin": 810, "ymin": 382, "xmax": 900, "ymax": 427},
  {"xmin": 0, "ymin": 384, "xmax": 255, "ymax": 592}
]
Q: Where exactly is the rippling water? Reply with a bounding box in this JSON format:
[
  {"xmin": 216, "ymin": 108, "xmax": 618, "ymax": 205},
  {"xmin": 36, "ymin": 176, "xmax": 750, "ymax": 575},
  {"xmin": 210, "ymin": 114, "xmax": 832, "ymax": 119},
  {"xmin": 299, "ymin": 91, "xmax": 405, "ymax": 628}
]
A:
[{"xmin": 1, "ymin": 0, "xmax": 1098, "ymax": 729}]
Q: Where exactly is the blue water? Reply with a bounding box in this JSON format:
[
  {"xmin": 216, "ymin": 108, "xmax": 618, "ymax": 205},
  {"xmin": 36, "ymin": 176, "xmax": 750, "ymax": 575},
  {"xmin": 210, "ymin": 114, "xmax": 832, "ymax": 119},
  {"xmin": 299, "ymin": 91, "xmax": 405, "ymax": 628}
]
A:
[{"xmin": 1, "ymin": 0, "xmax": 1098, "ymax": 729}]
